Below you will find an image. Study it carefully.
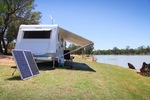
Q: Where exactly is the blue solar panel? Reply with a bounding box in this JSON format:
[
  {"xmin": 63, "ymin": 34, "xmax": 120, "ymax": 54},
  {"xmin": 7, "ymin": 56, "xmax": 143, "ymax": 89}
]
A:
[
  {"xmin": 24, "ymin": 51, "xmax": 39, "ymax": 76},
  {"xmin": 12, "ymin": 50, "xmax": 32, "ymax": 80}
]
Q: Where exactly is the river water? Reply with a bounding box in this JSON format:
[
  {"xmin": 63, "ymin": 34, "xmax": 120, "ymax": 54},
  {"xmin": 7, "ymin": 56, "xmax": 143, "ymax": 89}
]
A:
[{"xmin": 94, "ymin": 55, "xmax": 150, "ymax": 69}]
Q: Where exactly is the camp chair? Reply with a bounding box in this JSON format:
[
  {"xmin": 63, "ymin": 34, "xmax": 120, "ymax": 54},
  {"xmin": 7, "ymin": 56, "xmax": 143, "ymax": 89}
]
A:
[{"xmin": 64, "ymin": 50, "xmax": 74, "ymax": 68}]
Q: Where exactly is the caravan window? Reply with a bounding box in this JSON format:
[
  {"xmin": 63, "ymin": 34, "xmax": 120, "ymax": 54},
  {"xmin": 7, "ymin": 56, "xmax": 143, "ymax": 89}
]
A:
[{"xmin": 23, "ymin": 31, "xmax": 51, "ymax": 39}]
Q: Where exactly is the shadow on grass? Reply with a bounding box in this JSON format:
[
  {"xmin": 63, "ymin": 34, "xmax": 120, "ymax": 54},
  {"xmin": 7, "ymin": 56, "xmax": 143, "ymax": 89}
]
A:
[
  {"xmin": 38, "ymin": 61, "xmax": 96, "ymax": 72},
  {"xmin": 10, "ymin": 61, "xmax": 95, "ymax": 72},
  {"xmin": 7, "ymin": 76, "xmax": 21, "ymax": 80},
  {"xmin": 64, "ymin": 62, "xmax": 96, "ymax": 72},
  {"xmin": 7, "ymin": 66, "xmax": 21, "ymax": 80},
  {"xmin": 11, "ymin": 66, "xmax": 17, "ymax": 68}
]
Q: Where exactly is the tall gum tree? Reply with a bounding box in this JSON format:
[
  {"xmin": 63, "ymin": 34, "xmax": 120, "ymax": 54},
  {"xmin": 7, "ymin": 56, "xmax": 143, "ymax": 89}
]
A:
[{"xmin": 0, "ymin": 0, "xmax": 41, "ymax": 54}]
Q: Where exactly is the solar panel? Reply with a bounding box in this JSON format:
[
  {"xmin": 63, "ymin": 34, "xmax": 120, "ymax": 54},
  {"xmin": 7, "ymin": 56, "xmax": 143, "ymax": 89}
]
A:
[
  {"xmin": 12, "ymin": 50, "xmax": 32, "ymax": 80},
  {"xmin": 24, "ymin": 51, "xmax": 39, "ymax": 76},
  {"xmin": 12, "ymin": 50, "xmax": 40, "ymax": 80}
]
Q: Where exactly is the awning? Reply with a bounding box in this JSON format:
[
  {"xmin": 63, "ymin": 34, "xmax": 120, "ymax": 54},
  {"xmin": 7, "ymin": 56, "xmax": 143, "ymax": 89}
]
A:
[{"xmin": 59, "ymin": 27, "xmax": 93, "ymax": 46}]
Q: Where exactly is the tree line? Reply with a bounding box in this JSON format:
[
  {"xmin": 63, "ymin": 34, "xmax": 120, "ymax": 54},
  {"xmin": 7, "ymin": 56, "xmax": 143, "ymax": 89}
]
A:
[
  {"xmin": 93, "ymin": 46, "xmax": 150, "ymax": 55},
  {"xmin": 65, "ymin": 44, "xmax": 150, "ymax": 55}
]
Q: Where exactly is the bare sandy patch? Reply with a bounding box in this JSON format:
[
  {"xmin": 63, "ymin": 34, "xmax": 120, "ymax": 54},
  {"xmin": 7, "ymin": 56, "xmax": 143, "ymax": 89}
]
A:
[{"xmin": 0, "ymin": 55, "xmax": 16, "ymax": 66}]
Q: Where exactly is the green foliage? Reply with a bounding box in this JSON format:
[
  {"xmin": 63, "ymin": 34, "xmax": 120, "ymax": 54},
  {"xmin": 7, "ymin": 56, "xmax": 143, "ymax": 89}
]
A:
[
  {"xmin": 85, "ymin": 44, "xmax": 94, "ymax": 54},
  {"xmin": 67, "ymin": 44, "xmax": 83, "ymax": 54},
  {"xmin": 67, "ymin": 43, "xmax": 94, "ymax": 55},
  {"xmin": 0, "ymin": 0, "xmax": 41, "ymax": 54}
]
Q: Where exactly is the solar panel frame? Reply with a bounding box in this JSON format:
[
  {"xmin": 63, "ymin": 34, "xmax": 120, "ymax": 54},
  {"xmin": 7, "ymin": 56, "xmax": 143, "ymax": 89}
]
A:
[
  {"xmin": 12, "ymin": 50, "xmax": 33, "ymax": 80},
  {"xmin": 24, "ymin": 50, "xmax": 40, "ymax": 76}
]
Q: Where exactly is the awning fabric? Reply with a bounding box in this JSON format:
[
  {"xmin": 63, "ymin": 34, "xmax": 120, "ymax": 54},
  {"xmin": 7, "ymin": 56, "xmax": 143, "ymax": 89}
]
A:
[{"xmin": 59, "ymin": 27, "xmax": 93, "ymax": 46}]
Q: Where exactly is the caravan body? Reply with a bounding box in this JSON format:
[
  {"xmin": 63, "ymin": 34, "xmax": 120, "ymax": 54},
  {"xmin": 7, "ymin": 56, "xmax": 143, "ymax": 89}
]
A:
[
  {"xmin": 15, "ymin": 25, "xmax": 65, "ymax": 62},
  {"xmin": 15, "ymin": 24, "xmax": 93, "ymax": 63}
]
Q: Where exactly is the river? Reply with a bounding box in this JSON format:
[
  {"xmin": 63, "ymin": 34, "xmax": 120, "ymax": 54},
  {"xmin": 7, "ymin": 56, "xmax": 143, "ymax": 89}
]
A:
[{"xmin": 94, "ymin": 55, "xmax": 150, "ymax": 70}]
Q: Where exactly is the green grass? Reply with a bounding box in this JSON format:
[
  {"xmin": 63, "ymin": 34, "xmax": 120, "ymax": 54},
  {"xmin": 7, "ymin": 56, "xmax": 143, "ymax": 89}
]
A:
[{"xmin": 0, "ymin": 56, "xmax": 150, "ymax": 100}]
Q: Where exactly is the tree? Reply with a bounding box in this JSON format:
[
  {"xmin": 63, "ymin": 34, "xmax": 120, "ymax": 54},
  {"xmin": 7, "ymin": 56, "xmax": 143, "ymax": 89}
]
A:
[
  {"xmin": 67, "ymin": 43, "xmax": 94, "ymax": 55},
  {"xmin": 85, "ymin": 44, "xmax": 94, "ymax": 55},
  {"xmin": 67, "ymin": 44, "xmax": 77, "ymax": 51},
  {"xmin": 67, "ymin": 44, "xmax": 82, "ymax": 54},
  {"xmin": 146, "ymin": 46, "xmax": 150, "ymax": 54},
  {"xmin": 0, "ymin": 0, "xmax": 41, "ymax": 54},
  {"xmin": 138, "ymin": 45, "xmax": 146, "ymax": 54},
  {"xmin": 112, "ymin": 47, "xmax": 120, "ymax": 54}
]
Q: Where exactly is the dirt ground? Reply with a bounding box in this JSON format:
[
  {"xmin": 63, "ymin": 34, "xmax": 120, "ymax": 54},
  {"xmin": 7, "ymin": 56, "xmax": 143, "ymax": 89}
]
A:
[{"xmin": 0, "ymin": 55, "xmax": 16, "ymax": 66}]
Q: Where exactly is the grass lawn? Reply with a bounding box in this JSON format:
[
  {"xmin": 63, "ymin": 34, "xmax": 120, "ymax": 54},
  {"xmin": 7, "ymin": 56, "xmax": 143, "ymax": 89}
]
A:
[{"xmin": 0, "ymin": 56, "xmax": 150, "ymax": 100}]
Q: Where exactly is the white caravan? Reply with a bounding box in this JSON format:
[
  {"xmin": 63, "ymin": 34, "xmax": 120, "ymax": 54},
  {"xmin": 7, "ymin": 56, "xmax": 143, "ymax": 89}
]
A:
[{"xmin": 15, "ymin": 24, "xmax": 93, "ymax": 65}]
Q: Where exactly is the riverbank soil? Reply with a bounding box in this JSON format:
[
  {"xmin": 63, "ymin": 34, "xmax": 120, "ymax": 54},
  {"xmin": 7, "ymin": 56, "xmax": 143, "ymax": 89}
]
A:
[{"xmin": 0, "ymin": 55, "xmax": 15, "ymax": 66}]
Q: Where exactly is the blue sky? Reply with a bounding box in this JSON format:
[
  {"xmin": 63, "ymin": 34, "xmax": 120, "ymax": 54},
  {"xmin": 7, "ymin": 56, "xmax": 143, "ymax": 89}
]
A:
[{"xmin": 34, "ymin": 0, "xmax": 150, "ymax": 50}]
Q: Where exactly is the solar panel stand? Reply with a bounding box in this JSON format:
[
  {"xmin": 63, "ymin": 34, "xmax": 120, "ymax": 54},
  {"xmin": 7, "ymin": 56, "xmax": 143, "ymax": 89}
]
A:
[{"xmin": 12, "ymin": 67, "xmax": 17, "ymax": 76}]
